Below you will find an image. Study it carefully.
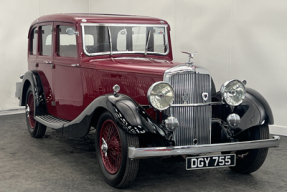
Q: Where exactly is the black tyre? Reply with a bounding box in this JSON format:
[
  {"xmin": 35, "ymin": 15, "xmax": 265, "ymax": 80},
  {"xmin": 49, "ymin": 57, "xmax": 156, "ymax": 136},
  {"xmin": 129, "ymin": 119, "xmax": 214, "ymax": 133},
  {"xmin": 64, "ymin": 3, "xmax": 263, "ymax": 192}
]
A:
[
  {"xmin": 230, "ymin": 124, "xmax": 269, "ymax": 174},
  {"xmin": 25, "ymin": 86, "xmax": 47, "ymax": 138},
  {"xmin": 95, "ymin": 111, "xmax": 139, "ymax": 188}
]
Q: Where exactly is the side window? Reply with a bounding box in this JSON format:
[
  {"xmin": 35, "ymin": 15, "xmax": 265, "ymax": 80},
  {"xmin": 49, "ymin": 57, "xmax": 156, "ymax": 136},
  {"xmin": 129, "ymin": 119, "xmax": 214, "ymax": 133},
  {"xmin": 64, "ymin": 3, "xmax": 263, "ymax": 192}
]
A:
[
  {"xmin": 30, "ymin": 27, "xmax": 38, "ymax": 55},
  {"xmin": 40, "ymin": 25, "xmax": 52, "ymax": 56},
  {"xmin": 57, "ymin": 25, "xmax": 77, "ymax": 58}
]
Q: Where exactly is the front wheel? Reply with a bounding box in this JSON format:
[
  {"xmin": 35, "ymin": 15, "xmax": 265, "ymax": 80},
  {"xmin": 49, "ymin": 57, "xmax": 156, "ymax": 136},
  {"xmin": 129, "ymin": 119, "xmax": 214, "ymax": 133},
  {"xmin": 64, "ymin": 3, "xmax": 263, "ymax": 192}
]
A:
[
  {"xmin": 95, "ymin": 111, "xmax": 139, "ymax": 188},
  {"xmin": 230, "ymin": 124, "xmax": 269, "ymax": 174},
  {"xmin": 25, "ymin": 86, "xmax": 47, "ymax": 138}
]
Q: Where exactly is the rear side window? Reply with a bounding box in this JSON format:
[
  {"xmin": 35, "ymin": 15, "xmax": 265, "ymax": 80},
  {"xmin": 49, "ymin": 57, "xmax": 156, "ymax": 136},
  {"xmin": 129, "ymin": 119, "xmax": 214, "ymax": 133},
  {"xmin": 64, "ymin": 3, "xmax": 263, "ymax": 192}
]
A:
[
  {"xmin": 56, "ymin": 25, "xmax": 77, "ymax": 58},
  {"xmin": 40, "ymin": 25, "xmax": 52, "ymax": 56},
  {"xmin": 30, "ymin": 27, "xmax": 38, "ymax": 55}
]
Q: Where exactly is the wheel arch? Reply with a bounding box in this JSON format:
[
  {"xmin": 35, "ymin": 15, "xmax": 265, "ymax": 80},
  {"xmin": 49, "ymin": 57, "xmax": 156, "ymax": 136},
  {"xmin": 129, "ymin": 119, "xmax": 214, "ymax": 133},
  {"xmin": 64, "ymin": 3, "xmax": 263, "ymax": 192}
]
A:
[
  {"xmin": 19, "ymin": 70, "xmax": 47, "ymax": 114},
  {"xmin": 233, "ymin": 87, "xmax": 274, "ymax": 135},
  {"xmin": 245, "ymin": 88, "xmax": 274, "ymax": 124},
  {"xmin": 91, "ymin": 107, "xmax": 108, "ymax": 128},
  {"xmin": 20, "ymin": 79, "xmax": 32, "ymax": 106},
  {"xmin": 105, "ymin": 94, "xmax": 164, "ymax": 135}
]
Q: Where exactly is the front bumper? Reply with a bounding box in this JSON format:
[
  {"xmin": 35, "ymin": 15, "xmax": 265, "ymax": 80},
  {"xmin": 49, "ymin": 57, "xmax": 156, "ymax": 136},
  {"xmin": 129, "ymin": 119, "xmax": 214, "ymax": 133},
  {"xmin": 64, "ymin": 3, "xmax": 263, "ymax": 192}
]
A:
[{"xmin": 128, "ymin": 136, "xmax": 280, "ymax": 159}]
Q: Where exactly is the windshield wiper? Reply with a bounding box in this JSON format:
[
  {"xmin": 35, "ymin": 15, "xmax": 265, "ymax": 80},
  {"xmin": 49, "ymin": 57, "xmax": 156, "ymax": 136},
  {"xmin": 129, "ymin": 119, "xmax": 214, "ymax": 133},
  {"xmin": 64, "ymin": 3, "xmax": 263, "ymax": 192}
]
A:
[
  {"xmin": 145, "ymin": 30, "xmax": 151, "ymax": 56},
  {"xmin": 108, "ymin": 27, "xmax": 112, "ymax": 56}
]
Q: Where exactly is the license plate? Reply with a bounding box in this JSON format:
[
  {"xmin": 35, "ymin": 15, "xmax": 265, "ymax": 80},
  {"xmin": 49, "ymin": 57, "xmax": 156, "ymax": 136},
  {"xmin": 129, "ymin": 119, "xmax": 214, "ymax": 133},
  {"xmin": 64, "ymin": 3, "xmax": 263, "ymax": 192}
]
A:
[{"xmin": 186, "ymin": 154, "xmax": 236, "ymax": 170}]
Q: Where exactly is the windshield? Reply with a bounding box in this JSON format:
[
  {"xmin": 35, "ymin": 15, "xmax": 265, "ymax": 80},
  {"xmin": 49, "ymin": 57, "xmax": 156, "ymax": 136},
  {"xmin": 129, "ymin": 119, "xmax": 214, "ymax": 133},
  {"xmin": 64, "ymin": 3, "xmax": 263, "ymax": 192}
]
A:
[{"xmin": 81, "ymin": 24, "xmax": 169, "ymax": 56}]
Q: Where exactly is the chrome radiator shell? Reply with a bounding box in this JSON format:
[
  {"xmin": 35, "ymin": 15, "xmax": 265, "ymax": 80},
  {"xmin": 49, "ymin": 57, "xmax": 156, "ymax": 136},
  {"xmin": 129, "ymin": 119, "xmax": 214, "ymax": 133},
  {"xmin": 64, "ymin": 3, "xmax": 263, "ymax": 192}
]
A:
[{"xmin": 164, "ymin": 64, "xmax": 212, "ymax": 146}]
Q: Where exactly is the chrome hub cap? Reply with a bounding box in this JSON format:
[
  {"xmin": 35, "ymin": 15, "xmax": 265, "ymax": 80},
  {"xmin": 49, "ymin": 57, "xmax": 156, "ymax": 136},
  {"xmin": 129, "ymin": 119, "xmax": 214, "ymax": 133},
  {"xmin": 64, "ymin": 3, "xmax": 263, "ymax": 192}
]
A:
[
  {"xmin": 99, "ymin": 119, "xmax": 122, "ymax": 174},
  {"xmin": 26, "ymin": 104, "xmax": 30, "ymax": 117},
  {"xmin": 101, "ymin": 138, "xmax": 108, "ymax": 157}
]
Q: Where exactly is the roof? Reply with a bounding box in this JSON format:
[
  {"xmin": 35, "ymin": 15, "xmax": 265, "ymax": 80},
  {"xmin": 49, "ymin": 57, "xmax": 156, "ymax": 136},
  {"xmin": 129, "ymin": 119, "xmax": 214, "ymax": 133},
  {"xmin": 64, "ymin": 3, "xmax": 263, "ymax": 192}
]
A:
[{"xmin": 31, "ymin": 13, "xmax": 168, "ymax": 26}]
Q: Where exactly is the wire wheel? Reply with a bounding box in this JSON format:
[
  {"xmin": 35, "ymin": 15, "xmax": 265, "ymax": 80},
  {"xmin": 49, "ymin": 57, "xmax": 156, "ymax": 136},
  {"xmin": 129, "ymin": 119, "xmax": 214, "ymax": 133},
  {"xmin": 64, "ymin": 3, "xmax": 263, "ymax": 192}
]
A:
[
  {"xmin": 25, "ymin": 86, "xmax": 47, "ymax": 138},
  {"xmin": 27, "ymin": 92, "xmax": 36, "ymax": 128},
  {"xmin": 230, "ymin": 124, "xmax": 269, "ymax": 174},
  {"xmin": 95, "ymin": 111, "xmax": 139, "ymax": 188},
  {"xmin": 100, "ymin": 119, "xmax": 122, "ymax": 174}
]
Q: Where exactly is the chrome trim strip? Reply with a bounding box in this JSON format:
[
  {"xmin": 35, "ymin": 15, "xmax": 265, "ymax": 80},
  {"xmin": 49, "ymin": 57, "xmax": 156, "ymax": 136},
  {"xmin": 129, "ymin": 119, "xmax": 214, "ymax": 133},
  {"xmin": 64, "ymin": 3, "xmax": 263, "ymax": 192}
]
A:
[
  {"xmin": 145, "ymin": 29, "xmax": 151, "ymax": 56},
  {"xmin": 81, "ymin": 23, "xmax": 169, "ymax": 27},
  {"xmin": 107, "ymin": 26, "xmax": 112, "ymax": 55},
  {"xmin": 164, "ymin": 64, "xmax": 210, "ymax": 83},
  {"xmin": 81, "ymin": 23, "xmax": 169, "ymax": 57},
  {"xmin": 128, "ymin": 136, "xmax": 280, "ymax": 159},
  {"xmin": 170, "ymin": 102, "xmax": 224, "ymax": 107}
]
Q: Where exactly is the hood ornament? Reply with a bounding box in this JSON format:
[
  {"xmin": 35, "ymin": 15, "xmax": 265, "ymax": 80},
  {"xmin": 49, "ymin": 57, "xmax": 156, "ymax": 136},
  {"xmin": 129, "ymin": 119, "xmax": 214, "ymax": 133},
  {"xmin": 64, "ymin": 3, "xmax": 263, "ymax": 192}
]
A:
[{"xmin": 182, "ymin": 51, "xmax": 197, "ymax": 67}]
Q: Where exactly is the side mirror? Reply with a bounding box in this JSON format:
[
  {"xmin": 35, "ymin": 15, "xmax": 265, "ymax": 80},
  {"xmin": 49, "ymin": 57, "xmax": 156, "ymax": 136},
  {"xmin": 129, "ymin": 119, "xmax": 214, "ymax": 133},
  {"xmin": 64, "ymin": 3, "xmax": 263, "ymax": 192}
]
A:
[{"xmin": 66, "ymin": 28, "xmax": 79, "ymax": 36}]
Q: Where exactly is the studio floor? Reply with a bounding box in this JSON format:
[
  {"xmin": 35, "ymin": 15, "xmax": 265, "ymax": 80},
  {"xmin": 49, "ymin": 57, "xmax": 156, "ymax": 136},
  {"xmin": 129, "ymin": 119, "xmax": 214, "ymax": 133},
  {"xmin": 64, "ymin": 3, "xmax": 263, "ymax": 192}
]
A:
[{"xmin": 0, "ymin": 114, "xmax": 286, "ymax": 192}]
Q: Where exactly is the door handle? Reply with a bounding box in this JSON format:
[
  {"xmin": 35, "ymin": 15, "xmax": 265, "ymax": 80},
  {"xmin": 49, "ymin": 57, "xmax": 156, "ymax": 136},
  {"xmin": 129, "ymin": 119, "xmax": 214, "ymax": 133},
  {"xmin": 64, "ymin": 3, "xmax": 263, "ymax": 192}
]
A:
[
  {"xmin": 45, "ymin": 61, "xmax": 53, "ymax": 64},
  {"xmin": 71, "ymin": 64, "xmax": 80, "ymax": 67}
]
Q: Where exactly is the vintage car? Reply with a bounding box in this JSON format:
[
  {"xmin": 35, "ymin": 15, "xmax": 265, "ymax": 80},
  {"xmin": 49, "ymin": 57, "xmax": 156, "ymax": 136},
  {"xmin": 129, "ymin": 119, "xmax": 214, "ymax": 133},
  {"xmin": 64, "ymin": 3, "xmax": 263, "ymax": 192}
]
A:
[{"xmin": 16, "ymin": 13, "xmax": 280, "ymax": 188}]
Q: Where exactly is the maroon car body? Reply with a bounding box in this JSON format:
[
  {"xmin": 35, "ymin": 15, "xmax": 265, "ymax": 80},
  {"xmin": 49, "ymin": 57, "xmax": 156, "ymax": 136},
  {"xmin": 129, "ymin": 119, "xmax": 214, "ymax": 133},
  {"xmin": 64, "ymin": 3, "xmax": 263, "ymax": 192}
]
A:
[
  {"xmin": 16, "ymin": 13, "xmax": 279, "ymax": 188},
  {"xmin": 27, "ymin": 14, "xmax": 174, "ymax": 121}
]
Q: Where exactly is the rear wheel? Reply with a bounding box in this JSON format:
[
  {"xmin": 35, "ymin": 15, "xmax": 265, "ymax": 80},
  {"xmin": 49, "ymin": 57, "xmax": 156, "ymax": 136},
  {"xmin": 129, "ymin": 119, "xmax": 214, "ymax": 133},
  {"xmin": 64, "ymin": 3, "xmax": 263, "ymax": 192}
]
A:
[
  {"xmin": 230, "ymin": 124, "xmax": 269, "ymax": 174},
  {"xmin": 25, "ymin": 86, "xmax": 46, "ymax": 138},
  {"xmin": 95, "ymin": 111, "xmax": 139, "ymax": 188}
]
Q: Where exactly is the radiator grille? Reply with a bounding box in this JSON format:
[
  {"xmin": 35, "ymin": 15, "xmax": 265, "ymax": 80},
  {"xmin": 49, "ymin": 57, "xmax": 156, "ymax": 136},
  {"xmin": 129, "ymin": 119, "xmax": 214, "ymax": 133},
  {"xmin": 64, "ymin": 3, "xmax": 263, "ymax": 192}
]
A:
[{"xmin": 168, "ymin": 72, "xmax": 211, "ymax": 146}]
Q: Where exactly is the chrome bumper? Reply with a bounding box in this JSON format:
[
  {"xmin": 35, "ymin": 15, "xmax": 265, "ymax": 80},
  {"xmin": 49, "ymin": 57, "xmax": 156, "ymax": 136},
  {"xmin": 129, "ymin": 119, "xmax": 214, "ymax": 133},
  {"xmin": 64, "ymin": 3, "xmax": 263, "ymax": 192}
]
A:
[{"xmin": 128, "ymin": 136, "xmax": 280, "ymax": 159}]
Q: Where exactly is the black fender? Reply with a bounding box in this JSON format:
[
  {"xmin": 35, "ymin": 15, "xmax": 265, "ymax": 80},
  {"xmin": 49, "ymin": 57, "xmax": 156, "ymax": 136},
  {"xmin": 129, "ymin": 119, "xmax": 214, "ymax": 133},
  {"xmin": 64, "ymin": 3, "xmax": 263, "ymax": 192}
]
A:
[
  {"xmin": 246, "ymin": 88, "xmax": 274, "ymax": 124},
  {"xmin": 62, "ymin": 93, "xmax": 166, "ymax": 138},
  {"xmin": 233, "ymin": 87, "xmax": 274, "ymax": 134},
  {"xmin": 19, "ymin": 70, "xmax": 47, "ymax": 114}
]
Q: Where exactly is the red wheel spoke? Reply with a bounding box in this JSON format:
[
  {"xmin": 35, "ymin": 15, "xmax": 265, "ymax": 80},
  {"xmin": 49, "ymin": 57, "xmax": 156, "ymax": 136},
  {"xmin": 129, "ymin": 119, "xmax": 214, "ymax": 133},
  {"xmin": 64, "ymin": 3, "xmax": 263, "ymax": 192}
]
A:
[
  {"xmin": 109, "ymin": 148, "xmax": 121, "ymax": 156},
  {"xmin": 108, "ymin": 153, "xmax": 120, "ymax": 162},
  {"xmin": 27, "ymin": 92, "xmax": 36, "ymax": 128},
  {"xmin": 106, "ymin": 125, "xmax": 113, "ymax": 142},
  {"xmin": 99, "ymin": 119, "xmax": 122, "ymax": 174}
]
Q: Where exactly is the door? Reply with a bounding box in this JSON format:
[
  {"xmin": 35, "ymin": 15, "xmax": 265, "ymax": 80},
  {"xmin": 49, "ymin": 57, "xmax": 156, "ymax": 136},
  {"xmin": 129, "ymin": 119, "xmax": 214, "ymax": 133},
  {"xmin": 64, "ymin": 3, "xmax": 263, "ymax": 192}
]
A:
[
  {"xmin": 52, "ymin": 22, "xmax": 83, "ymax": 120},
  {"xmin": 36, "ymin": 22, "xmax": 57, "ymax": 116},
  {"xmin": 28, "ymin": 25, "xmax": 38, "ymax": 71}
]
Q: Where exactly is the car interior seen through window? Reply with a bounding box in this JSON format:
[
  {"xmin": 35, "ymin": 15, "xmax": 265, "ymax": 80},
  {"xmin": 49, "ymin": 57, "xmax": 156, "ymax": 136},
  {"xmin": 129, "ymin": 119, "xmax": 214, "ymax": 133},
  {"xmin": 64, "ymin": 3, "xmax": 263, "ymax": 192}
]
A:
[
  {"xmin": 40, "ymin": 25, "xmax": 52, "ymax": 56},
  {"xmin": 57, "ymin": 25, "xmax": 77, "ymax": 58},
  {"xmin": 30, "ymin": 27, "xmax": 38, "ymax": 55},
  {"xmin": 83, "ymin": 25, "xmax": 167, "ymax": 55}
]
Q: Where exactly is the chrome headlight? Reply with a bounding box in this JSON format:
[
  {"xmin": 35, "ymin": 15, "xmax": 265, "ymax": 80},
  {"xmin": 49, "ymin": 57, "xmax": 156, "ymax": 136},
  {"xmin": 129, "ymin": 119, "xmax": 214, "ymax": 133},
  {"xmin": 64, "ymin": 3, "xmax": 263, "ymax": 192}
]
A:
[
  {"xmin": 220, "ymin": 79, "xmax": 246, "ymax": 106},
  {"xmin": 147, "ymin": 81, "xmax": 174, "ymax": 111}
]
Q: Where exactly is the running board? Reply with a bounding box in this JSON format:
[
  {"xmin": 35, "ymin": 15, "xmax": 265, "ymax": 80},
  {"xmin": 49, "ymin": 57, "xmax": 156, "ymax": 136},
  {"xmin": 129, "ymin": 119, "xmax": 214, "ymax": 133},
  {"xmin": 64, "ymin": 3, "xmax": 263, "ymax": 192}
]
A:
[{"xmin": 34, "ymin": 111, "xmax": 70, "ymax": 129}]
